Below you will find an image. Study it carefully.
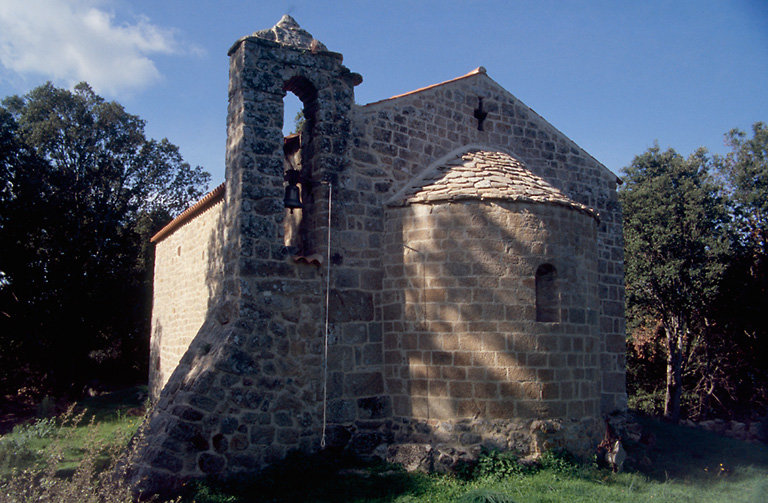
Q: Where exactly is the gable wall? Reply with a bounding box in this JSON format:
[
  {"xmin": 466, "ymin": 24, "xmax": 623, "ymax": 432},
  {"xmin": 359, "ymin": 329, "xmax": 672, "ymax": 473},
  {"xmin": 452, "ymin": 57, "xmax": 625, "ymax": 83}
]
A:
[{"xmin": 350, "ymin": 72, "xmax": 625, "ymax": 412}]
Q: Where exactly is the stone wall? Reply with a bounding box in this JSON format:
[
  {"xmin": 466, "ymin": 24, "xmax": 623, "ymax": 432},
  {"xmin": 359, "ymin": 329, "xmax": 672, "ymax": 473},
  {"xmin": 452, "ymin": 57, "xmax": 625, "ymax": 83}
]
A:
[
  {"xmin": 132, "ymin": 19, "xmax": 381, "ymax": 494},
  {"xmin": 684, "ymin": 418, "xmax": 768, "ymax": 443},
  {"xmin": 349, "ymin": 69, "xmax": 625, "ymax": 412},
  {"xmin": 135, "ymin": 16, "xmax": 625, "ymax": 495},
  {"xmin": 381, "ymin": 200, "xmax": 602, "ymax": 460},
  {"xmin": 149, "ymin": 195, "xmax": 224, "ymax": 398}
]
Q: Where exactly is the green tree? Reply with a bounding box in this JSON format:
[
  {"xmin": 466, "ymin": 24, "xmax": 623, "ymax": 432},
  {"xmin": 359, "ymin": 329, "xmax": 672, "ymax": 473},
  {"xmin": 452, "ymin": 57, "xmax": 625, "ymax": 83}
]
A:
[
  {"xmin": 620, "ymin": 146, "xmax": 728, "ymax": 422},
  {"xmin": 0, "ymin": 82, "xmax": 210, "ymax": 395},
  {"xmin": 706, "ymin": 122, "xmax": 768, "ymax": 416},
  {"xmin": 718, "ymin": 122, "xmax": 768, "ymax": 274},
  {"xmin": 292, "ymin": 109, "xmax": 306, "ymax": 135}
]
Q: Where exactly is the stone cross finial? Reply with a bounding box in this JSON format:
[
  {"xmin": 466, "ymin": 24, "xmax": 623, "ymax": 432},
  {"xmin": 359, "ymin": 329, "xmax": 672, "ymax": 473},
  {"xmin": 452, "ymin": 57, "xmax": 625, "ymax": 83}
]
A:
[{"xmin": 252, "ymin": 14, "xmax": 328, "ymax": 52}]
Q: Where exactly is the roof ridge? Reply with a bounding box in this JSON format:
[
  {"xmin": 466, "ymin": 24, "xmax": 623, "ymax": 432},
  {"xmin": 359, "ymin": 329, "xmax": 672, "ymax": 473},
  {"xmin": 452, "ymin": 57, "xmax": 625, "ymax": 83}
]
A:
[
  {"xmin": 150, "ymin": 183, "xmax": 225, "ymax": 243},
  {"xmin": 363, "ymin": 67, "xmax": 486, "ymax": 107}
]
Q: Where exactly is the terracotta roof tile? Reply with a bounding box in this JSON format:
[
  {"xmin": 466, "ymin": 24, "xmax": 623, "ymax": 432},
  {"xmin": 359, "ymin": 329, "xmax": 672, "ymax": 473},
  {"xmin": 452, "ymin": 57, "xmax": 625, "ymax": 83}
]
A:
[{"xmin": 150, "ymin": 183, "xmax": 225, "ymax": 243}]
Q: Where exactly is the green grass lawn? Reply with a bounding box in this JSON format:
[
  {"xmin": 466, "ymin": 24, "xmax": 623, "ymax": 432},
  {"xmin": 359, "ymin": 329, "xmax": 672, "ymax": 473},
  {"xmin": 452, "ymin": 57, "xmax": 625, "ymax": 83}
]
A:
[
  {"xmin": 0, "ymin": 389, "xmax": 766, "ymax": 503},
  {"xmin": 0, "ymin": 386, "xmax": 145, "ymax": 477}
]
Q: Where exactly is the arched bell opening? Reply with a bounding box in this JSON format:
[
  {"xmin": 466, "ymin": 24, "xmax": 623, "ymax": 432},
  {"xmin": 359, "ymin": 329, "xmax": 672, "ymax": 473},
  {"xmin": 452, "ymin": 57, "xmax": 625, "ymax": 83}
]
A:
[{"xmin": 281, "ymin": 76, "xmax": 318, "ymax": 254}]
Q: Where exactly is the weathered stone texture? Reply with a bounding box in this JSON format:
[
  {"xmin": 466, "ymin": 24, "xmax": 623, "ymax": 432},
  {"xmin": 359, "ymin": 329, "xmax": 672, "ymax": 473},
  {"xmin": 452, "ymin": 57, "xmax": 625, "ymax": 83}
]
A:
[
  {"xmin": 351, "ymin": 71, "xmax": 625, "ymax": 411},
  {"xmin": 381, "ymin": 200, "xmax": 601, "ymax": 455},
  {"xmin": 149, "ymin": 197, "xmax": 224, "ymax": 398},
  {"xmin": 135, "ymin": 15, "xmax": 625, "ymax": 495}
]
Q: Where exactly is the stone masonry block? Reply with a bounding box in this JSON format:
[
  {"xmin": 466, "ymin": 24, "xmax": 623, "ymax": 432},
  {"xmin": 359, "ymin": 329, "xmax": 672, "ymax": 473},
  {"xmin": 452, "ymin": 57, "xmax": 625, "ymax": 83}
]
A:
[
  {"xmin": 474, "ymin": 383, "xmax": 499, "ymax": 399},
  {"xmin": 487, "ymin": 400, "xmax": 515, "ymax": 419},
  {"xmin": 449, "ymin": 381, "xmax": 473, "ymax": 398},
  {"xmin": 345, "ymin": 371, "xmax": 384, "ymax": 396}
]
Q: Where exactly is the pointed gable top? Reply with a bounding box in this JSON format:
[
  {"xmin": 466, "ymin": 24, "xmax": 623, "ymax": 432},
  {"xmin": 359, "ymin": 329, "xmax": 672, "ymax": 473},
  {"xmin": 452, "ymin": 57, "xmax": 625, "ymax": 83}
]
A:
[
  {"xmin": 364, "ymin": 67, "xmax": 620, "ymax": 186},
  {"xmin": 390, "ymin": 149, "xmax": 598, "ymax": 220},
  {"xmin": 251, "ymin": 14, "xmax": 328, "ymax": 52}
]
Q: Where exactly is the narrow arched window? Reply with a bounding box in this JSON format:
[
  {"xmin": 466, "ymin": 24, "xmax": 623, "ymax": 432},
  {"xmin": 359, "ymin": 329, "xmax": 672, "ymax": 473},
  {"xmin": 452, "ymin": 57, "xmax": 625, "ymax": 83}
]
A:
[{"xmin": 535, "ymin": 263, "xmax": 559, "ymax": 322}]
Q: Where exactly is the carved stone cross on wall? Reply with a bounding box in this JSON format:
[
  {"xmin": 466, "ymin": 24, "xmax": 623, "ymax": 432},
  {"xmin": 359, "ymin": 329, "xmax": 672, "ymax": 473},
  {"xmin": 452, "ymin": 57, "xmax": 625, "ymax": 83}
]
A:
[{"xmin": 473, "ymin": 97, "xmax": 488, "ymax": 131}]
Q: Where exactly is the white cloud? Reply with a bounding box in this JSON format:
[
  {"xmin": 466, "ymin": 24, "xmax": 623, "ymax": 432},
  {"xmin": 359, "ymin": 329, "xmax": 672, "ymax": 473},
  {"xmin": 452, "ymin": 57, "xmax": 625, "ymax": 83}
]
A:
[{"xmin": 0, "ymin": 0, "xmax": 187, "ymax": 94}]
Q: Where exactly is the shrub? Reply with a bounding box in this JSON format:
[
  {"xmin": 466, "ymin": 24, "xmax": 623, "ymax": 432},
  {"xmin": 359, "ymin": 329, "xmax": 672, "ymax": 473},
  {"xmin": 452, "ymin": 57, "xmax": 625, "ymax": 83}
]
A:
[
  {"xmin": 0, "ymin": 437, "xmax": 35, "ymax": 473},
  {"xmin": 473, "ymin": 449, "xmax": 536, "ymax": 479},
  {"xmin": 0, "ymin": 417, "xmax": 58, "ymax": 471},
  {"xmin": 538, "ymin": 448, "xmax": 580, "ymax": 476},
  {"xmin": 628, "ymin": 389, "xmax": 665, "ymax": 416},
  {"xmin": 0, "ymin": 406, "xmax": 166, "ymax": 503}
]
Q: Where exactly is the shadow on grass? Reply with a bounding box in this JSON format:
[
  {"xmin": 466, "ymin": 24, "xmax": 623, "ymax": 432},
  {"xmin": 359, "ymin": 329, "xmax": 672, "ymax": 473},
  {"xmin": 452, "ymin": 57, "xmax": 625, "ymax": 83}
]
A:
[
  {"xmin": 180, "ymin": 449, "xmax": 430, "ymax": 503},
  {"xmin": 74, "ymin": 385, "xmax": 148, "ymax": 423},
  {"xmin": 179, "ymin": 416, "xmax": 768, "ymax": 502},
  {"xmin": 633, "ymin": 414, "xmax": 768, "ymax": 483}
]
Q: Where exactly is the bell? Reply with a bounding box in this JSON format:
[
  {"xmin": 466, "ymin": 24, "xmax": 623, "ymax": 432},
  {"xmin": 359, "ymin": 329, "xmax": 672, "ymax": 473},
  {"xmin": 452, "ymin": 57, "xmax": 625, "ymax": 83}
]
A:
[{"xmin": 284, "ymin": 184, "xmax": 302, "ymax": 212}]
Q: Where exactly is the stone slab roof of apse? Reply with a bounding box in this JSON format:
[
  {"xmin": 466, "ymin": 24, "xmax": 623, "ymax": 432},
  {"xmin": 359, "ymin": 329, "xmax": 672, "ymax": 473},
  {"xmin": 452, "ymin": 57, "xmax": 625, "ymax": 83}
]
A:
[{"xmin": 392, "ymin": 149, "xmax": 598, "ymax": 220}]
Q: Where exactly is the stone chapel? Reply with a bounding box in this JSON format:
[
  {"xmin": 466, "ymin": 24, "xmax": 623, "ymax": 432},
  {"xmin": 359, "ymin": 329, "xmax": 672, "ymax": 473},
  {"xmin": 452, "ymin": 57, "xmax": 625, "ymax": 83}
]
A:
[{"xmin": 132, "ymin": 15, "xmax": 626, "ymax": 492}]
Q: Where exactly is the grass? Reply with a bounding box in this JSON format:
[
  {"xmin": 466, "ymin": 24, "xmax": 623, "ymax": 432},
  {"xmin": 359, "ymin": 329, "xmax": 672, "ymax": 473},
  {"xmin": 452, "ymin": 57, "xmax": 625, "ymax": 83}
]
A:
[
  {"xmin": 54, "ymin": 387, "xmax": 146, "ymax": 474},
  {"xmin": 0, "ymin": 389, "xmax": 766, "ymax": 502},
  {"xmin": 180, "ymin": 416, "xmax": 768, "ymax": 503},
  {"xmin": 634, "ymin": 414, "xmax": 767, "ymax": 483},
  {"xmin": 0, "ymin": 386, "xmax": 145, "ymax": 477},
  {"xmin": 183, "ymin": 461, "xmax": 768, "ymax": 503}
]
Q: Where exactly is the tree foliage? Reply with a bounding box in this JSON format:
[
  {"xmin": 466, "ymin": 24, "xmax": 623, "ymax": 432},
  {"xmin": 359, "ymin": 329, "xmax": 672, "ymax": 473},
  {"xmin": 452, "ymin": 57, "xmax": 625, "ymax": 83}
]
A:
[
  {"xmin": 0, "ymin": 82, "xmax": 210, "ymax": 395},
  {"xmin": 624, "ymin": 125, "xmax": 768, "ymax": 422},
  {"xmin": 719, "ymin": 122, "xmax": 768, "ymax": 258},
  {"xmin": 707, "ymin": 122, "xmax": 768, "ymax": 418},
  {"xmin": 292, "ymin": 109, "xmax": 306, "ymax": 135},
  {"xmin": 621, "ymin": 146, "xmax": 728, "ymax": 421}
]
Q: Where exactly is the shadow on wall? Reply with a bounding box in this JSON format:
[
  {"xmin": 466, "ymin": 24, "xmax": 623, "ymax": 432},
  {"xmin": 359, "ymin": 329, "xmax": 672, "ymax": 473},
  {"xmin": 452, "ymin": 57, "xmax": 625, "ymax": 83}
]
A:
[
  {"xmin": 138, "ymin": 193, "xmax": 325, "ymax": 493},
  {"xmin": 149, "ymin": 321, "xmax": 162, "ymax": 396},
  {"xmin": 382, "ymin": 198, "xmax": 601, "ymax": 444},
  {"xmin": 155, "ymin": 200, "xmax": 222, "ymax": 388},
  {"xmin": 147, "ymin": 72, "xmax": 325, "ymax": 403}
]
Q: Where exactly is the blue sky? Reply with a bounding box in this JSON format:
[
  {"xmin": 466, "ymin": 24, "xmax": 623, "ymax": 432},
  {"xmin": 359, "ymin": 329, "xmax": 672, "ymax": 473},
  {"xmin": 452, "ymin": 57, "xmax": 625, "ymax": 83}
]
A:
[{"xmin": 1, "ymin": 0, "xmax": 766, "ymax": 185}]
